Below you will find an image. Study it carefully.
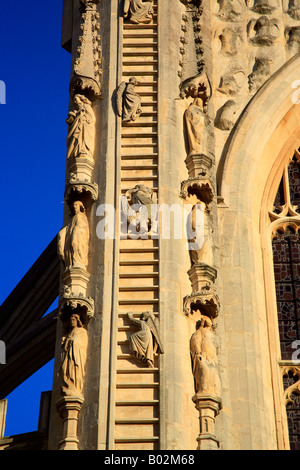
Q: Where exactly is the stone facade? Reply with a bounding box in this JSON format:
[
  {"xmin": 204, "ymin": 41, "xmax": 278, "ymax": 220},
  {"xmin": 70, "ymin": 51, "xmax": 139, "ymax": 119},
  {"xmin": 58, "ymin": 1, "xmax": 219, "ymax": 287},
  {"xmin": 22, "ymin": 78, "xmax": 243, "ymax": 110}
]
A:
[{"xmin": 1, "ymin": 0, "xmax": 300, "ymax": 451}]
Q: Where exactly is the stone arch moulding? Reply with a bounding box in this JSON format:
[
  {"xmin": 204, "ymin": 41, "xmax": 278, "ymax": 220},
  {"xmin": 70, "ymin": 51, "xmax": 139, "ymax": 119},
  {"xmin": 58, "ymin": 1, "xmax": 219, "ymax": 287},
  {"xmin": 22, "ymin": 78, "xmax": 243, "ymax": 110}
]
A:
[{"xmin": 217, "ymin": 52, "xmax": 300, "ymax": 450}]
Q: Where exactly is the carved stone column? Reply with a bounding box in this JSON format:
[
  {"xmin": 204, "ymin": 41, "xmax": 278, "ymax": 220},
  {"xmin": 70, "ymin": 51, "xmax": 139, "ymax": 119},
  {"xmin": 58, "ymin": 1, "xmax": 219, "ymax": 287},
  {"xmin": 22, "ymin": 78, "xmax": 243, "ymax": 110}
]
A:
[
  {"xmin": 192, "ymin": 394, "xmax": 222, "ymax": 450},
  {"xmin": 179, "ymin": 0, "xmax": 223, "ymax": 450},
  {"xmin": 56, "ymin": 396, "xmax": 84, "ymax": 450}
]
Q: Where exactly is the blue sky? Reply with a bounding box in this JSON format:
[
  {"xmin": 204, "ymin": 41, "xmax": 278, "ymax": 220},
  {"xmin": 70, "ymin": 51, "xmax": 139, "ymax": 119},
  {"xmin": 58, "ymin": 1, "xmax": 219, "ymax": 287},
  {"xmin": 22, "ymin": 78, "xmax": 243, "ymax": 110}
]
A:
[{"xmin": 0, "ymin": 1, "xmax": 71, "ymax": 435}]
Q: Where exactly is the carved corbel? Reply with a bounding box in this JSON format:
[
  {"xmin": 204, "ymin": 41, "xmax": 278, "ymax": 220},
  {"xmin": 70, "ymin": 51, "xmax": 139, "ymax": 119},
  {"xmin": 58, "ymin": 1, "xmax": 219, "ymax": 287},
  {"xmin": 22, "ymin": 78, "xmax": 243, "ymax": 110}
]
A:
[
  {"xmin": 58, "ymin": 288, "xmax": 95, "ymax": 325},
  {"xmin": 181, "ymin": 177, "xmax": 214, "ymax": 210},
  {"xmin": 65, "ymin": 176, "xmax": 99, "ymax": 209},
  {"xmin": 70, "ymin": 0, "xmax": 101, "ymax": 102},
  {"xmin": 183, "ymin": 286, "xmax": 220, "ymax": 319},
  {"xmin": 180, "ymin": 72, "xmax": 212, "ymax": 103}
]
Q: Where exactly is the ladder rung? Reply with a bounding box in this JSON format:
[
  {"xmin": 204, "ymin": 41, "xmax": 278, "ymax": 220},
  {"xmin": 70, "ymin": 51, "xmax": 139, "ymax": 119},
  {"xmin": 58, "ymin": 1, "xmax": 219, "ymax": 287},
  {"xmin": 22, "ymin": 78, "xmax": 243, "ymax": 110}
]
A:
[
  {"xmin": 119, "ymin": 272, "xmax": 159, "ymax": 278},
  {"xmin": 116, "ymin": 382, "xmax": 159, "ymax": 388},
  {"xmin": 117, "ymin": 368, "xmax": 158, "ymax": 373},
  {"xmin": 115, "ymin": 418, "xmax": 159, "ymax": 424}
]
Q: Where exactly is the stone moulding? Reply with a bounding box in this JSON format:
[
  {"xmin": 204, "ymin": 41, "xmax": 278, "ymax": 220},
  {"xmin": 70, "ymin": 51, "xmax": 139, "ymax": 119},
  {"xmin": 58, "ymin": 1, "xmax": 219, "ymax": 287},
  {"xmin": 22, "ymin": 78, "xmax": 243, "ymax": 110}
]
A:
[{"xmin": 178, "ymin": 1, "xmax": 204, "ymax": 81}]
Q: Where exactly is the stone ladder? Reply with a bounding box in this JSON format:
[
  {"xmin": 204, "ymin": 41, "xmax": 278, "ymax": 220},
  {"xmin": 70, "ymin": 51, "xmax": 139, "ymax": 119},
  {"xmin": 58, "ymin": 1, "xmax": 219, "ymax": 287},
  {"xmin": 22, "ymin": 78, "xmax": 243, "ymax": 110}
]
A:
[{"xmin": 114, "ymin": 2, "xmax": 160, "ymax": 451}]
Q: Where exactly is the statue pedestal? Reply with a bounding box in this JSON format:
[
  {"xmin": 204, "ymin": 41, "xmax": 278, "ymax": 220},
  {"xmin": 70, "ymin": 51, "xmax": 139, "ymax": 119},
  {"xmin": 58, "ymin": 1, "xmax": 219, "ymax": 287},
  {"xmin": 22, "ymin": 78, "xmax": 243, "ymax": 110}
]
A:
[
  {"xmin": 56, "ymin": 396, "xmax": 84, "ymax": 450},
  {"xmin": 68, "ymin": 154, "xmax": 95, "ymax": 182},
  {"xmin": 188, "ymin": 263, "xmax": 217, "ymax": 293},
  {"xmin": 185, "ymin": 154, "xmax": 212, "ymax": 179},
  {"xmin": 192, "ymin": 393, "xmax": 222, "ymax": 450},
  {"xmin": 62, "ymin": 267, "xmax": 91, "ymax": 298}
]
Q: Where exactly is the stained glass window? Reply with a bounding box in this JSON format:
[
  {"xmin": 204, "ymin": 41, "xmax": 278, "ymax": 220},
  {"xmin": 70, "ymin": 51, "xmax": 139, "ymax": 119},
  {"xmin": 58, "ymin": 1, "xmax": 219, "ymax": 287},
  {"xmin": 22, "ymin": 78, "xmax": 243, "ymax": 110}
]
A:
[{"xmin": 271, "ymin": 150, "xmax": 300, "ymax": 449}]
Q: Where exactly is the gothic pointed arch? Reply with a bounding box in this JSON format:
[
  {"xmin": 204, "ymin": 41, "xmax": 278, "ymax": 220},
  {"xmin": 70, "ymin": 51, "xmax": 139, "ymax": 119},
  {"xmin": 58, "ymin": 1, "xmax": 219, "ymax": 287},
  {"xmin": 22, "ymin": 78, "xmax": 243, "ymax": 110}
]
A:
[{"xmin": 217, "ymin": 52, "xmax": 300, "ymax": 449}]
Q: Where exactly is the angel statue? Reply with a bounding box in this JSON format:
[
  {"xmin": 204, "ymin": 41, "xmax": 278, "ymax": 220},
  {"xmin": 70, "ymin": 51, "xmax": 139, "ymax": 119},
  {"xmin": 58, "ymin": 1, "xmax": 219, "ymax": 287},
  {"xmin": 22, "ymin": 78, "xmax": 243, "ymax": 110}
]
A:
[
  {"xmin": 116, "ymin": 77, "xmax": 142, "ymax": 123},
  {"xmin": 127, "ymin": 311, "xmax": 164, "ymax": 368},
  {"xmin": 120, "ymin": 184, "xmax": 158, "ymax": 236},
  {"xmin": 123, "ymin": 0, "xmax": 154, "ymax": 24}
]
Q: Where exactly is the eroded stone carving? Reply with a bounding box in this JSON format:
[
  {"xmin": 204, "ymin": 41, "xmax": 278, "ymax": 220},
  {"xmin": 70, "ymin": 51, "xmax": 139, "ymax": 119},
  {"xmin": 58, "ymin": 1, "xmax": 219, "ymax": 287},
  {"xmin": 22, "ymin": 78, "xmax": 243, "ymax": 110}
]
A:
[
  {"xmin": 248, "ymin": 57, "xmax": 272, "ymax": 93},
  {"xmin": 127, "ymin": 312, "xmax": 164, "ymax": 368},
  {"xmin": 59, "ymin": 313, "xmax": 88, "ymax": 398},
  {"xmin": 190, "ymin": 313, "xmax": 221, "ymax": 397},
  {"xmin": 66, "ymin": 94, "xmax": 96, "ymax": 161},
  {"xmin": 218, "ymin": 27, "xmax": 243, "ymax": 56},
  {"xmin": 248, "ymin": 16, "xmax": 280, "ymax": 46},
  {"xmin": 248, "ymin": 0, "xmax": 278, "ymax": 14},
  {"xmin": 217, "ymin": 0, "xmax": 244, "ymax": 22},
  {"xmin": 217, "ymin": 64, "xmax": 245, "ymax": 95},
  {"xmin": 58, "ymin": 201, "xmax": 90, "ymax": 271},
  {"xmin": 215, "ymin": 99, "xmax": 240, "ymax": 130},
  {"xmin": 288, "ymin": 0, "xmax": 300, "ymax": 20},
  {"xmin": 123, "ymin": 0, "xmax": 154, "ymax": 24},
  {"xmin": 117, "ymin": 77, "xmax": 142, "ymax": 123},
  {"xmin": 285, "ymin": 26, "xmax": 300, "ymax": 56}
]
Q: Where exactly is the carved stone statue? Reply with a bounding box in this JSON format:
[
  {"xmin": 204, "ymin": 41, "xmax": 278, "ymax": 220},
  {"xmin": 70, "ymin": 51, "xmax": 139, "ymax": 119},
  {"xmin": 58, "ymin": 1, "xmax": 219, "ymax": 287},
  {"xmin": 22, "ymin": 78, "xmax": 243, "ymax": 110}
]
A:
[
  {"xmin": 190, "ymin": 314, "xmax": 221, "ymax": 396},
  {"xmin": 58, "ymin": 201, "xmax": 90, "ymax": 270},
  {"xmin": 117, "ymin": 77, "xmax": 142, "ymax": 123},
  {"xmin": 59, "ymin": 313, "xmax": 88, "ymax": 397},
  {"xmin": 123, "ymin": 0, "xmax": 154, "ymax": 24},
  {"xmin": 127, "ymin": 311, "xmax": 164, "ymax": 368},
  {"xmin": 66, "ymin": 94, "xmax": 96, "ymax": 160},
  {"xmin": 187, "ymin": 199, "xmax": 205, "ymax": 266},
  {"xmin": 184, "ymin": 96, "xmax": 208, "ymax": 157}
]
